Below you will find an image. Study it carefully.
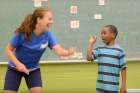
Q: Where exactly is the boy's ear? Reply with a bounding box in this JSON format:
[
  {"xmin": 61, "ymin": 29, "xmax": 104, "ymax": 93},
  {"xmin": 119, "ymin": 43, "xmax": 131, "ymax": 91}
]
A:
[
  {"xmin": 111, "ymin": 33, "xmax": 116, "ymax": 39},
  {"xmin": 113, "ymin": 35, "xmax": 115, "ymax": 38}
]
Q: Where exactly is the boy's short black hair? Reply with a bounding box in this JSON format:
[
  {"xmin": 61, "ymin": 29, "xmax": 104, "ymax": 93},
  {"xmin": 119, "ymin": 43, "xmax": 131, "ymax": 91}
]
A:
[{"xmin": 105, "ymin": 25, "xmax": 118, "ymax": 39}]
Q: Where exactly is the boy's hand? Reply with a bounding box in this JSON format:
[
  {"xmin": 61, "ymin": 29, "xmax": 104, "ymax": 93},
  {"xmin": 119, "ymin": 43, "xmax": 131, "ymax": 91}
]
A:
[
  {"xmin": 88, "ymin": 36, "xmax": 97, "ymax": 45},
  {"xmin": 15, "ymin": 63, "xmax": 29, "ymax": 75},
  {"xmin": 120, "ymin": 86, "xmax": 127, "ymax": 93}
]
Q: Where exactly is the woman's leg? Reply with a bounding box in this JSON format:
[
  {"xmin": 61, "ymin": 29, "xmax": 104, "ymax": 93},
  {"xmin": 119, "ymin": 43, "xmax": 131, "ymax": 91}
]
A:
[
  {"xmin": 3, "ymin": 90, "xmax": 17, "ymax": 93},
  {"xmin": 30, "ymin": 87, "xmax": 43, "ymax": 93},
  {"xmin": 24, "ymin": 68, "xmax": 43, "ymax": 93},
  {"xmin": 3, "ymin": 66, "xmax": 22, "ymax": 93}
]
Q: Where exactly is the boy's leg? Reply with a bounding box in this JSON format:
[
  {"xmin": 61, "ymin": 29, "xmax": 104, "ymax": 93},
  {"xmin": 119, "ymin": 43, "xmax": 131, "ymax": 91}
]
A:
[
  {"xmin": 3, "ymin": 66, "xmax": 22, "ymax": 93},
  {"xmin": 96, "ymin": 90, "xmax": 118, "ymax": 93},
  {"xmin": 96, "ymin": 90, "xmax": 105, "ymax": 93},
  {"xmin": 24, "ymin": 68, "xmax": 43, "ymax": 93}
]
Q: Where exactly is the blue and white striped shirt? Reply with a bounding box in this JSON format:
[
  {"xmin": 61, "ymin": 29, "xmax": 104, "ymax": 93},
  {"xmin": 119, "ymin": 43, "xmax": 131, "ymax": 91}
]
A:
[{"xmin": 93, "ymin": 44, "xmax": 127, "ymax": 92}]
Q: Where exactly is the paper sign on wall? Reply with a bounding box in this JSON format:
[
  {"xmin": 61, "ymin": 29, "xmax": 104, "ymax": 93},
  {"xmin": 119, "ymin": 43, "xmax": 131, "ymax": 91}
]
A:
[
  {"xmin": 41, "ymin": 0, "xmax": 48, "ymax": 1},
  {"xmin": 34, "ymin": 0, "xmax": 42, "ymax": 7},
  {"xmin": 70, "ymin": 6, "xmax": 78, "ymax": 14},
  {"xmin": 98, "ymin": 0, "xmax": 106, "ymax": 6},
  {"xmin": 94, "ymin": 14, "xmax": 102, "ymax": 19},
  {"xmin": 70, "ymin": 20, "xmax": 80, "ymax": 29}
]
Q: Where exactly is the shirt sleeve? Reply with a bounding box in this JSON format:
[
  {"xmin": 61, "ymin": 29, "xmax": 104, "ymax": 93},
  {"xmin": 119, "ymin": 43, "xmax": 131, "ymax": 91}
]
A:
[
  {"xmin": 10, "ymin": 33, "xmax": 23, "ymax": 48},
  {"xmin": 92, "ymin": 48, "xmax": 99, "ymax": 60},
  {"xmin": 119, "ymin": 50, "xmax": 127, "ymax": 70},
  {"xmin": 48, "ymin": 32, "xmax": 57, "ymax": 49}
]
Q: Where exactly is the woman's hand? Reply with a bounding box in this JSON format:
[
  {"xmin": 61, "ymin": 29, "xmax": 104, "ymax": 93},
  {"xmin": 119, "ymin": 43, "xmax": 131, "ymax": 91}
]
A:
[
  {"xmin": 6, "ymin": 43, "xmax": 29, "ymax": 75},
  {"xmin": 53, "ymin": 44, "xmax": 77, "ymax": 57},
  {"xmin": 15, "ymin": 63, "xmax": 29, "ymax": 75},
  {"xmin": 68, "ymin": 47, "xmax": 76, "ymax": 56}
]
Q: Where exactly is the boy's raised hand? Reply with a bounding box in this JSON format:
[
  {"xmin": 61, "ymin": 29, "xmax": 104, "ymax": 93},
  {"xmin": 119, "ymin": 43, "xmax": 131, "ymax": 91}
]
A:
[{"xmin": 89, "ymin": 36, "xmax": 97, "ymax": 45}]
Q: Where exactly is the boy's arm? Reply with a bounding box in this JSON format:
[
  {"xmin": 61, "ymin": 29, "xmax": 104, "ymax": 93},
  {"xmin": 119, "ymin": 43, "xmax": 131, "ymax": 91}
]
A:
[
  {"xmin": 86, "ymin": 36, "xmax": 97, "ymax": 61},
  {"xmin": 87, "ymin": 43, "xmax": 94, "ymax": 61},
  {"xmin": 120, "ymin": 68, "xmax": 127, "ymax": 93}
]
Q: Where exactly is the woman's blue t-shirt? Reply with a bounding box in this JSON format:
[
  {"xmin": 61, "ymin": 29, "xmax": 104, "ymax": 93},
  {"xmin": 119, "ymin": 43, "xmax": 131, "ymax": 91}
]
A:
[{"xmin": 8, "ymin": 31, "xmax": 57, "ymax": 69}]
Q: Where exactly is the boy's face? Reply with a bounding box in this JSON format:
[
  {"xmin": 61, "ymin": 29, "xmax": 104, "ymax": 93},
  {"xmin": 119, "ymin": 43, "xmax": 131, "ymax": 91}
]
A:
[{"xmin": 101, "ymin": 27, "xmax": 115, "ymax": 45}]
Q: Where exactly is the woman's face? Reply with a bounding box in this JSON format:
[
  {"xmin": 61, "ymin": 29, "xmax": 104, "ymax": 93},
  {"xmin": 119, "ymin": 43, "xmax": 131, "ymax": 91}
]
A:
[
  {"xmin": 38, "ymin": 11, "xmax": 53, "ymax": 31},
  {"xmin": 101, "ymin": 27, "xmax": 114, "ymax": 45}
]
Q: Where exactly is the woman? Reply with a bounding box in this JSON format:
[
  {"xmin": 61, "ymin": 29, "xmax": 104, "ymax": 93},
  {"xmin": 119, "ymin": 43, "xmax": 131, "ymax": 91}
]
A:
[{"xmin": 4, "ymin": 7, "xmax": 75, "ymax": 93}]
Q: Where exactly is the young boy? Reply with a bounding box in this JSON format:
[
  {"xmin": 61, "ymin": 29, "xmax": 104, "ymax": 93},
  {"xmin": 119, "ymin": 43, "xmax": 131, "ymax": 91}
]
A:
[{"xmin": 87, "ymin": 25, "xmax": 127, "ymax": 93}]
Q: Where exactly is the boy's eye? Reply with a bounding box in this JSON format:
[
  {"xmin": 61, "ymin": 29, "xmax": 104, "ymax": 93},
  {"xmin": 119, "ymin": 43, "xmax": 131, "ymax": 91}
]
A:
[
  {"xmin": 101, "ymin": 32, "xmax": 104, "ymax": 34},
  {"xmin": 102, "ymin": 32, "xmax": 106, "ymax": 35}
]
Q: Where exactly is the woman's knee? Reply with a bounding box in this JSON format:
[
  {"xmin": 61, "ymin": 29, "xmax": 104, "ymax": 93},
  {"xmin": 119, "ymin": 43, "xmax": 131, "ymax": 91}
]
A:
[
  {"xmin": 30, "ymin": 87, "xmax": 43, "ymax": 93},
  {"xmin": 3, "ymin": 90, "xmax": 17, "ymax": 93}
]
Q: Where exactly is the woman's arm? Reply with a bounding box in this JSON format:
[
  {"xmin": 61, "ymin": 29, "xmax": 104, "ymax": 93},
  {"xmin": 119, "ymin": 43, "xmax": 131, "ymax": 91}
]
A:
[
  {"xmin": 6, "ymin": 43, "xmax": 29, "ymax": 74},
  {"xmin": 52, "ymin": 44, "xmax": 75, "ymax": 57}
]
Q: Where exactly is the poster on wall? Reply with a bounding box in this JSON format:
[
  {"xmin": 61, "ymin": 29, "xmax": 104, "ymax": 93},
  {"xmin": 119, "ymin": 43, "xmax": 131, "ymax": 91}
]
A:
[
  {"xmin": 98, "ymin": 0, "xmax": 107, "ymax": 6},
  {"xmin": 70, "ymin": 20, "xmax": 80, "ymax": 29},
  {"xmin": 41, "ymin": 0, "xmax": 48, "ymax": 1},
  {"xmin": 70, "ymin": 5, "xmax": 78, "ymax": 14},
  {"xmin": 94, "ymin": 14, "xmax": 102, "ymax": 20},
  {"xmin": 34, "ymin": 0, "xmax": 42, "ymax": 7}
]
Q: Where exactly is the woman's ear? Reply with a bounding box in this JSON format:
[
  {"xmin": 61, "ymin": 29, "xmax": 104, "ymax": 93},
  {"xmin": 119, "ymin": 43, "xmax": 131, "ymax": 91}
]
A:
[{"xmin": 37, "ymin": 17, "xmax": 42, "ymax": 24}]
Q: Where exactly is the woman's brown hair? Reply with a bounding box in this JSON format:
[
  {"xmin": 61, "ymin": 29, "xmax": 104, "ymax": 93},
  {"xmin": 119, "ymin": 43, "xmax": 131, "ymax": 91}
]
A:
[{"xmin": 15, "ymin": 7, "xmax": 50, "ymax": 41}]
